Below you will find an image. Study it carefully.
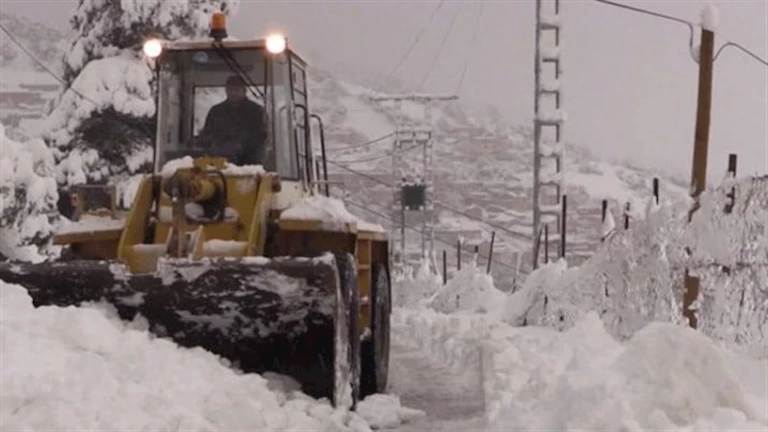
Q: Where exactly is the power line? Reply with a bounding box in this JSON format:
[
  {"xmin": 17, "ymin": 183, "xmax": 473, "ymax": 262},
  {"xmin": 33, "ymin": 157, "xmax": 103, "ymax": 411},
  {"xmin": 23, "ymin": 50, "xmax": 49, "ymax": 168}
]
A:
[
  {"xmin": 377, "ymin": 0, "xmax": 446, "ymax": 92},
  {"xmin": 593, "ymin": 0, "xmax": 695, "ymax": 28},
  {"xmin": 0, "ymin": 22, "xmax": 67, "ymax": 88},
  {"xmin": 714, "ymin": 41, "xmax": 768, "ymax": 67},
  {"xmin": 325, "ymin": 132, "xmax": 395, "ymax": 153},
  {"xmin": 593, "ymin": 0, "xmax": 768, "ymax": 68},
  {"xmin": 340, "ymin": 194, "xmax": 519, "ymax": 273},
  {"xmin": 335, "ymin": 141, "xmax": 424, "ymax": 164},
  {"xmin": 325, "ymin": 158, "xmax": 529, "ymax": 241},
  {"xmin": 592, "ymin": 0, "xmax": 695, "ymax": 51},
  {"xmin": 455, "ymin": 2, "xmax": 485, "ymax": 94},
  {"xmin": 417, "ymin": 2, "xmax": 462, "ymax": 91}
]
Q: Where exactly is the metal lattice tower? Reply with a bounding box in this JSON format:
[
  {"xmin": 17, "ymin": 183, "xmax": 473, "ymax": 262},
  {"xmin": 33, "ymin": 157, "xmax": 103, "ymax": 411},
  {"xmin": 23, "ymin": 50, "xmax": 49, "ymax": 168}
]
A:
[
  {"xmin": 370, "ymin": 94, "xmax": 457, "ymax": 270},
  {"xmin": 532, "ymin": 0, "xmax": 565, "ymax": 269}
]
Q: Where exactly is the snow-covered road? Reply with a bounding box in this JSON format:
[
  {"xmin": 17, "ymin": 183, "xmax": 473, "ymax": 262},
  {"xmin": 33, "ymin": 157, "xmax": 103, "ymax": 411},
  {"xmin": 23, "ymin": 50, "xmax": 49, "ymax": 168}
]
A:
[{"xmin": 383, "ymin": 314, "xmax": 486, "ymax": 431}]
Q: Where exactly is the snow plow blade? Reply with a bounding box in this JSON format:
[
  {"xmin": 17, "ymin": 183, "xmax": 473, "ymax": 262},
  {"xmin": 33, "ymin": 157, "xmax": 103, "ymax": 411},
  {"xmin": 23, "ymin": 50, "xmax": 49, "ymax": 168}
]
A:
[{"xmin": 0, "ymin": 253, "xmax": 357, "ymax": 407}]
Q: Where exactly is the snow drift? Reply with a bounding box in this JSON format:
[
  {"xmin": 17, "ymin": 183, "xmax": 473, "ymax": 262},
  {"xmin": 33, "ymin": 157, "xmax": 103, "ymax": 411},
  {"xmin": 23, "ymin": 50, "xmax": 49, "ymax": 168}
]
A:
[
  {"xmin": 484, "ymin": 312, "xmax": 767, "ymax": 430},
  {"xmin": 0, "ymin": 122, "xmax": 60, "ymax": 261},
  {"xmin": 0, "ymin": 279, "xmax": 429, "ymax": 431},
  {"xmin": 391, "ymin": 296, "xmax": 766, "ymax": 431},
  {"xmin": 0, "ymin": 280, "xmax": 373, "ymax": 431}
]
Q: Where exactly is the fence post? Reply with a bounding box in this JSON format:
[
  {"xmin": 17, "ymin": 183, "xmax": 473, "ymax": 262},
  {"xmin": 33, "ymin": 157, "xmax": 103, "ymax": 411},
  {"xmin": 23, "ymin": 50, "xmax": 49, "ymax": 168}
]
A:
[
  {"xmin": 457, "ymin": 240, "xmax": 461, "ymax": 271},
  {"xmin": 486, "ymin": 231, "xmax": 496, "ymax": 274},
  {"xmin": 653, "ymin": 177, "xmax": 659, "ymax": 205},
  {"xmin": 601, "ymin": 199, "xmax": 608, "ymax": 243},
  {"xmin": 601, "ymin": 199, "xmax": 608, "ymax": 223},
  {"xmin": 442, "ymin": 250, "xmax": 447, "ymax": 285},
  {"xmin": 725, "ymin": 153, "xmax": 737, "ymax": 214},
  {"xmin": 560, "ymin": 194, "xmax": 567, "ymax": 259},
  {"xmin": 624, "ymin": 202, "xmax": 630, "ymax": 230},
  {"xmin": 534, "ymin": 226, "xmax": 544, "ymax": 269}
]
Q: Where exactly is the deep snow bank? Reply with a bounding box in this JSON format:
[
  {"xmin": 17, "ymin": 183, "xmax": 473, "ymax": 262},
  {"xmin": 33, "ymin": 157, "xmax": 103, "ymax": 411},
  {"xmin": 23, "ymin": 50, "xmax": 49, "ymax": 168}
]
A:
[
  {"xmin": 390, "ymin": 253, "xmax": 766, "ymax": 430},
  {"xmin": 484, "ymin": 312, "xmax": 767, "ymax": 430},
  {"xmin": 0, "ymin": 123, "xmax": 60, "ymax": 262},
  {"xmin": 0, "ymin": 281, "xmax": 374, "ymax": 431},
  {"xmin": 390, "ymin": 301, "xmax": 766, "ymax": 430}
]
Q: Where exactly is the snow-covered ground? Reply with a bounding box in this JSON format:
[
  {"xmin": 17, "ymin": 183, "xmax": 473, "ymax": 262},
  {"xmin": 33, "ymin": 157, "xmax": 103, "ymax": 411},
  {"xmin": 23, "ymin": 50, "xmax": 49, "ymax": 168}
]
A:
[
  {"xmin": 0, "ymin": 280, "xmax": 425, "ymax": 432},
  {"xmin": 2, "ymin": 181, "xmax": 765, "ymax": 431},
  {"xmin": 3, "ymin": 262, "xmax": 765, "ymax": 431}
]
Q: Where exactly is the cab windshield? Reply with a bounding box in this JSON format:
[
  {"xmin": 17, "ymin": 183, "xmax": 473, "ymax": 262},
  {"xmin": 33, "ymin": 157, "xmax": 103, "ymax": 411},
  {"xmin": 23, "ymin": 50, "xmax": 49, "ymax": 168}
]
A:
[{"xmin": 154, "ymin": 46, "xmax": 301, "ymax": 179}]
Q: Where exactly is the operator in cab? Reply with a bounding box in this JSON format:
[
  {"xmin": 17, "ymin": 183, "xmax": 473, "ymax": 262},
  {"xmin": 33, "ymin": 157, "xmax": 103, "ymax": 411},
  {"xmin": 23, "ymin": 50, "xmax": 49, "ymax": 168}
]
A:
[{"xmin": 197, "ymin": 75, "xmax": 266, "ymax": 165}]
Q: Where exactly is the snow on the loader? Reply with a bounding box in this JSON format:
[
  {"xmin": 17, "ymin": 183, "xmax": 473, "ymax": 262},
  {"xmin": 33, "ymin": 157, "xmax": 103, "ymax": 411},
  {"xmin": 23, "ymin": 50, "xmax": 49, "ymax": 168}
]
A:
[
  {"xmin": 0, "ymin": 280, "xmax": 424, "ymax": 431},
  {"xmin": 280, "ymin": 194, "xmax": 386, "ymax": 233}
]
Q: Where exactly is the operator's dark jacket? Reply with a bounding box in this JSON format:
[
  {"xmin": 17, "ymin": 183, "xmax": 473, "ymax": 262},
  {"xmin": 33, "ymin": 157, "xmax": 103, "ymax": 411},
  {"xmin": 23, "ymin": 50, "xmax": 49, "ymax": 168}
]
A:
[{"xmin": 198, "ymin": 99, "xmax": 266, "ymax": 165}]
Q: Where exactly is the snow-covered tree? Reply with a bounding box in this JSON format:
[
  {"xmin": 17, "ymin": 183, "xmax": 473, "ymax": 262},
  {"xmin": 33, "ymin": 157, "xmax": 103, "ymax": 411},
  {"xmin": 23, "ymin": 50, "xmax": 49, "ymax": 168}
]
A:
[
  {"xmin": 40, "ymin": 0, "xmax": 239, "ymax": 192},
  {"xmin": 0, "ymin": 123, "xmax": 60, "ymax": 262}
]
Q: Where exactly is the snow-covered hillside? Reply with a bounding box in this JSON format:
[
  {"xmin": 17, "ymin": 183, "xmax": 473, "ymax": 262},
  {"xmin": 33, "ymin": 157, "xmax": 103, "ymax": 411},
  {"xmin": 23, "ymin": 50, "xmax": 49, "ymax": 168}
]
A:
[{"xmin": 307, "ymin": 70, "xmax": 689, "ymax": 279}]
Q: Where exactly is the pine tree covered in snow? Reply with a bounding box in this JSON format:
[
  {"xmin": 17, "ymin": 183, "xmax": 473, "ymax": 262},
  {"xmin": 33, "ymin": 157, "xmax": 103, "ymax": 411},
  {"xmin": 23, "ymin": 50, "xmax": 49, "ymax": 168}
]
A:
[
  {"xmin": 40, "ymin": 0, "xmax": 239, "ymax": 193},
  {"xmin": 0, "ymin": 123, "xmax": 60, "ymax": 262}
]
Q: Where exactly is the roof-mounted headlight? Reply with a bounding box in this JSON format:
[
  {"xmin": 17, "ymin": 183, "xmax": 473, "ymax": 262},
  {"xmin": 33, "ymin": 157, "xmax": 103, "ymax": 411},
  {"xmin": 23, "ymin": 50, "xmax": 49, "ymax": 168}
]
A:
[
  {"xmin": 143, "ymin": 38, "xmax": 163, "ymax": 59},
  {"xmin": 266, "ymin": 34, "xmax": 286, "ymax": 54}
]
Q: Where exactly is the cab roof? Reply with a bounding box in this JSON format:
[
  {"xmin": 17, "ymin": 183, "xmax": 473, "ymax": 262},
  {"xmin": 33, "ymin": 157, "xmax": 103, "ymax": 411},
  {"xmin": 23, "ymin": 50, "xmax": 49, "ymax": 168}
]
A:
[{"xmin": 163, "ymin": 39, "xmax": 307, "ymax": 67}]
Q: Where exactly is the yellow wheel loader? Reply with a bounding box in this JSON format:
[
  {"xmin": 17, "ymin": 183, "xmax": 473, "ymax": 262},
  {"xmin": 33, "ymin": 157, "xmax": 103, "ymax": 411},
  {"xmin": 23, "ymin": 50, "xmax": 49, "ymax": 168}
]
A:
[{"xmin": 0, "ymin": 14, "xmax": 391, "ymax": 408}]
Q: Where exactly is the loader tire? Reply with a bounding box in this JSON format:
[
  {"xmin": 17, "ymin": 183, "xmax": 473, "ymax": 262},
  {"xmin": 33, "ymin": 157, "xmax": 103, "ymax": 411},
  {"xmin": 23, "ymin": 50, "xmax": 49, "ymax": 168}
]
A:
[
  {"xmin": 361, "ymin": 262, "xmax": 391, "ymax": 397},
  {"xmin": 335, "ymin": 252, "xmax": 361, "ymax": 408}
]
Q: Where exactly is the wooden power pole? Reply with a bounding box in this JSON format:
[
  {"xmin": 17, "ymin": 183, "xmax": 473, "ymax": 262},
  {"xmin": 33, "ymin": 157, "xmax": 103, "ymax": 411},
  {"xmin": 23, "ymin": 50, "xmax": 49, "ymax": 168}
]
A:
[{"xmin": 683, "ymin": 27, "xmax": 715, "ymax": 329}]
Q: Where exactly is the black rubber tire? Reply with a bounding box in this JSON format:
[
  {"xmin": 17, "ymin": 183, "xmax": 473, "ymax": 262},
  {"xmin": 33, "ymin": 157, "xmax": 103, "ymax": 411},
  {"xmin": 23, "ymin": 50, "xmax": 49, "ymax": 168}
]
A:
[
  {"xmin": 334, "ymin": 252, "xmax": 361, "ymax": 409},
  {"xmin": 361, "ymin": 262, "xmax": 391, "ymax": 397}
]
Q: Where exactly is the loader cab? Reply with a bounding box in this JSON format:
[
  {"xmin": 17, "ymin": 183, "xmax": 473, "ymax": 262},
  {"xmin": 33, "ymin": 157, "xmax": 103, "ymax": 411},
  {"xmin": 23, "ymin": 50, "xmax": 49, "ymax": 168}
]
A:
[{"xmin": 146, "ymin": 34, "xmax": 319, "ymax": 199}]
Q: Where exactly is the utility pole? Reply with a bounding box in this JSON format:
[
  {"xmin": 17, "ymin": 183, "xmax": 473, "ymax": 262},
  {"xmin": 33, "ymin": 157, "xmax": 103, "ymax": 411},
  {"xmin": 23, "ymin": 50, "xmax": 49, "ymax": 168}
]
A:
[
  {"xmin": 532, "ymin": 0, "xmax": 565, "ymax": 269},
  {"xmin": 683, "ymin": 25, "xmax": 715, "ymax": 329},
  {"xmin": 370, "ymin": 93, "xmax": 458, "ymax": 273}
]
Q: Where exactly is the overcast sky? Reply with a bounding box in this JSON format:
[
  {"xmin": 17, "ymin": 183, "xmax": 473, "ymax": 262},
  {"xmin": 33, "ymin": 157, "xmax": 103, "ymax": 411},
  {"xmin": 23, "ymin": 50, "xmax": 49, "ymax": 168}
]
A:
[{"xmin": 3, "ymin": 0, "xmax": 767, "ymax": 181}]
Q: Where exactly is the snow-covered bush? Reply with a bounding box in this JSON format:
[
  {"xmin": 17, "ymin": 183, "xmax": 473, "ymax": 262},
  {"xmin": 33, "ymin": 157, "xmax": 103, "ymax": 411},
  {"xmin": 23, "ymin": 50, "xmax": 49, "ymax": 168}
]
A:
[
  {"xmin": 429, "ymin": 261, "xmax": 507, "ymax": 315},
  {"xmin": 685, "ymin": 176, "xmax": 768, "ymax": 357},
  {"xmin": 0, "ymin": 123, "xmax": 60, "ymax": 262},
  {"xmin": 41, "ymin": 0, "xmax": 240, "ymax": 190},
  {"xmin": 517, "ymin": 176, "xmax": 768, "ymax": 357},
  {"xmin": 521, "ymin": 197, "xmax": 688, "ymax": 338},
  {"xmin": 391, "ymin": 258, "xmax": 443, "ymax": 308}
]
